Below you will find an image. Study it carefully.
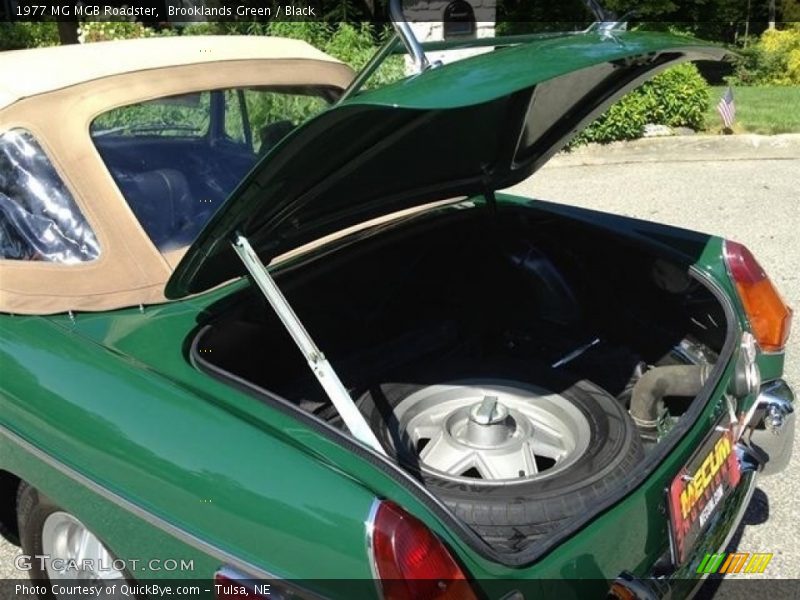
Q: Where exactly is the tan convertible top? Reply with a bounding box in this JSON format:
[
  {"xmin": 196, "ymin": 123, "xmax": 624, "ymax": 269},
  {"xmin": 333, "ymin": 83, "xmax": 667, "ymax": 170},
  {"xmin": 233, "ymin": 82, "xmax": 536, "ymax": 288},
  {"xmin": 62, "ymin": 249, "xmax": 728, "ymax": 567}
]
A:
[
  {"xmin": 0, "ymin": 35, "xmax": 345, "ymax": 110},
  {"xmin": 0, "ymin": 36, "xmax": 354, "ymax": 315}
]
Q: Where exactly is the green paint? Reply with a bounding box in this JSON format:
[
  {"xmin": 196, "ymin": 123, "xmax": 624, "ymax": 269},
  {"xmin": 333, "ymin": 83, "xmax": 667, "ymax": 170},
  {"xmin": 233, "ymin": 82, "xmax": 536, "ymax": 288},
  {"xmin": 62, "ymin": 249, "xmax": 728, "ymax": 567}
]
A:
[{"xmin": 167, "ymin": 32, "xmax": 727, "ymax": 298}]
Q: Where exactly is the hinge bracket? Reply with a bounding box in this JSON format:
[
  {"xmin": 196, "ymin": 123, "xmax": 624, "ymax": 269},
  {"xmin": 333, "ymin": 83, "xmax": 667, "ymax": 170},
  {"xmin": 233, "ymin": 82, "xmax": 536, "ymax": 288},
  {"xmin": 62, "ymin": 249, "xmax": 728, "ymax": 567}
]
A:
[{"xmin": 232, "ymin": 234, "xmax": 386, "ymax": 455}]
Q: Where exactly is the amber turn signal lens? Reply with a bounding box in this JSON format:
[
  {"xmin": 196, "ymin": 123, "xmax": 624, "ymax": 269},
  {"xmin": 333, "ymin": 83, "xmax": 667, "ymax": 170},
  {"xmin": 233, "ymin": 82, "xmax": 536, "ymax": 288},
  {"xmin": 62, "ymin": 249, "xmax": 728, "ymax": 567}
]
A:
[
  {"xmin": 724, "ymin": 240, "xmax": 793, "ymax": 352},
  {"xmin": 608, "ymin": 581, "xmax": 638, "ymax": 600}
]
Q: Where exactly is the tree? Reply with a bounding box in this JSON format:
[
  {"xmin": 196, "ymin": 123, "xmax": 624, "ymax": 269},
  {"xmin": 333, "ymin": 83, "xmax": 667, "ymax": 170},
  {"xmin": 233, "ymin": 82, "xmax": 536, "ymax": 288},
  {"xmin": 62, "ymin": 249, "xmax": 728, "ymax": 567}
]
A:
[
  {"xmin": 57, "ymin": 21, "xmax": 79, "ymax": 44},
  {"xmin": 780, "ymin": 0, "xmax": 800, "ymax": 22}
]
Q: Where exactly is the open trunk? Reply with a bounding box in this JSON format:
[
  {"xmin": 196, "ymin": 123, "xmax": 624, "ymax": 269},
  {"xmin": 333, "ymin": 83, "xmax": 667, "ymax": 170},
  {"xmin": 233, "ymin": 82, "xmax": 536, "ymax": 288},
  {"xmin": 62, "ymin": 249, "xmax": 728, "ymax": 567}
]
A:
[{"xmin": 190, "ymin": 200, "xmax": 730, "ymax": 553}]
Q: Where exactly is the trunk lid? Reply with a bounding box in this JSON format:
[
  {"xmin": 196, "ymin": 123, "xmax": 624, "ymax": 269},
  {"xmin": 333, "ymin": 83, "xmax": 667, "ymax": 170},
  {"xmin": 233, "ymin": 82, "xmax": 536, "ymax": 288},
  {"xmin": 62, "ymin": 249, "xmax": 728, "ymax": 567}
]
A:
[{"xmin": 165, "ymin": 32, "xmax": 728, "ymax": 299}]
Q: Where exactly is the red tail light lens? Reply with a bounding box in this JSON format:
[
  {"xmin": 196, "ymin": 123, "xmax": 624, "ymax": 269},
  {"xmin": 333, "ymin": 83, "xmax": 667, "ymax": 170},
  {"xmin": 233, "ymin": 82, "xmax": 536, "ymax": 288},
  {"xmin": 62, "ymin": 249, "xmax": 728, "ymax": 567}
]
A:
[
  {"xmin": 724, "ymin": 240, "xmax": 793, "ymax": 352},
  {"xmin": 369, "ymin": 500, "xmax": 478, "ymax": 600},
  {"xmin": 214, "ymin": 569, "xmax": 268, "ymax": 599}
]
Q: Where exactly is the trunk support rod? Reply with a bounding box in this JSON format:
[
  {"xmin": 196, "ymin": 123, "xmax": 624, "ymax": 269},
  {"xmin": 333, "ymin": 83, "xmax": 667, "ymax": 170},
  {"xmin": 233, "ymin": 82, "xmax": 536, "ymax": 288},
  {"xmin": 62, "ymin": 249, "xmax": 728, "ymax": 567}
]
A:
[
  {"xmin": 232, "ymin": 234, "xmax": 387, "ymax": 455},
  {"xmin": 389, "ymin": 0, "xmax": 431, "ymax": 73}
]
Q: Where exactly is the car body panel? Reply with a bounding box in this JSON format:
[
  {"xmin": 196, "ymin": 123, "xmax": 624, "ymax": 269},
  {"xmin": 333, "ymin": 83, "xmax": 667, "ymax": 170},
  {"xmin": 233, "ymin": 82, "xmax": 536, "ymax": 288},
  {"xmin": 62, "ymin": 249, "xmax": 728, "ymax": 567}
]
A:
[
  {"xmin": 0, "ymin": 32, "xmax": 791, "ymax": 600},
  {"xmin": 166, "ymin": 32, "xmax": 729, "ymax": 298},
  {"xmin": 2, "ymin": 194, "xmax": 776, "ymax": 598},
  {"xmin": 347, "ymin": 32, "xmax": 728, "ymax": 110},
  {"xmin": 0, "ymin": 312, "xmax": 377, "ymax": 584}
]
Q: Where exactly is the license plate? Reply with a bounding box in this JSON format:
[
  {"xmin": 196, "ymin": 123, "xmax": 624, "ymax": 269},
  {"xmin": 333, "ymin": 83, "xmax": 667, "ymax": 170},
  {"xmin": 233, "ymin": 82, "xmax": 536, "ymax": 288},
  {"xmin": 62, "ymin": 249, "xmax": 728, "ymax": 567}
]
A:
[{"xmin": 667, "ymin": 421, "xmax": 741, "ymax": 565}]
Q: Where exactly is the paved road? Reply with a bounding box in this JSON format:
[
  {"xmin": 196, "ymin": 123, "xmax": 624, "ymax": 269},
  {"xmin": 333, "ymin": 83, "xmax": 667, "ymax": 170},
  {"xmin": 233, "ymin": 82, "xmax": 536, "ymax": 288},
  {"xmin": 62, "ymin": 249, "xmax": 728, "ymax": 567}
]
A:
[{"xmin": 0, "ymin": 153, "xmax": 797, "ymax": 590}]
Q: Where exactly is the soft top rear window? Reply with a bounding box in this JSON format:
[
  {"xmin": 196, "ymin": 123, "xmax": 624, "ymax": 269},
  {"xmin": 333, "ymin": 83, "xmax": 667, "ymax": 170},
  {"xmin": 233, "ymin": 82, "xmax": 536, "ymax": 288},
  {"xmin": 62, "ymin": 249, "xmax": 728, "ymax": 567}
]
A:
[
  {"xmin": 91, "ymin": 87, "xmax": 331, "ymax": 253},
  {"xmin": 0, "ymin": 129, "xmax": 100, "ymax": 263}
]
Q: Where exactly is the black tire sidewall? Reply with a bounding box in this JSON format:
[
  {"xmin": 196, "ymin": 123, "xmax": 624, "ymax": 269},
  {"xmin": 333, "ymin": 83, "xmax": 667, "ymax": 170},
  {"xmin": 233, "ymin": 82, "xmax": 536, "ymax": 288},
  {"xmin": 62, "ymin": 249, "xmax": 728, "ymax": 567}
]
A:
[
  {"xmin": 17, "ymin": 484, "xmax": 141, "ymax": 599},
  {"xmin": 358, "ymin": 359, "xmax": 644, "ymax": 536},
  {"xmin": 18, "ymin": 483, "xmax": 59, "ymax": 597}
]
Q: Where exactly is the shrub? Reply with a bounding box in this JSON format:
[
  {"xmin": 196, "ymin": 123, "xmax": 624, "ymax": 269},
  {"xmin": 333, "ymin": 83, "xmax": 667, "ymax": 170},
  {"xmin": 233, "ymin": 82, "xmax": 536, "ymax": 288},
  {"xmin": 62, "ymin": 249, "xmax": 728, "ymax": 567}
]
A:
[
  {"xmin": 0, "ymin": 22, "xmax": 59, "ymax": 51},
  {"xmin": 74, "ymin": 20, "xmax": 403, "ymax": 127},
  {"xmin": 575, "ymin": 62, "xmax": 711, "ymax": 144},
  {"xmin": 78, "ymin": 20, "xmax": 178, "ymax": 43},
  {"xmin": 639, "ymin": 62, "xmax": 711, "ymax": 128},
  {"xmin": 78, "ymin": 21, "xmax": 155, "ymax": 43},
  {"xmin": 263, "ymin": 21, "xmax": 332, "ymax": 50},
  {"xmin": 577, "ymin": 94, "xmax": 650, "ymax": 144},
  {"xmin": 265, "ymin": 22, "xmax": 405, "ymax": 88},
  {"xmin": 730, "ymin": 27, "xmax": 800, "ymax": 86},
  {"xmin": 789, "ymin": 46, "xmax": 800, "ymax": 82},
  {"xmin": 182, "ymin": 21, "xmax": 405, "ymax": 89}
]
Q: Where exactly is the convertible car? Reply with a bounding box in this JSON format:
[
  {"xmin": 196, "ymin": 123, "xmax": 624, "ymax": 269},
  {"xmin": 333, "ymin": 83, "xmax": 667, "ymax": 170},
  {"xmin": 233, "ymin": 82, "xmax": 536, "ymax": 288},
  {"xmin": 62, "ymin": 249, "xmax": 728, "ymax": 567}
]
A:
[{"xmin": 0, "ymin": 15, "xmax": 794, "ymax": 600}]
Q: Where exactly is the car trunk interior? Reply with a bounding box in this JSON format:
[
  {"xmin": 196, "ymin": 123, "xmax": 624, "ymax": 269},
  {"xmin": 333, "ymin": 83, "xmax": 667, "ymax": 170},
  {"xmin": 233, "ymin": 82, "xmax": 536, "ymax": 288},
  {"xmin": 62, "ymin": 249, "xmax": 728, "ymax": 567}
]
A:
[{"xmin": 190, "ymin": 200, "xmax": 730, "ymax": 551}]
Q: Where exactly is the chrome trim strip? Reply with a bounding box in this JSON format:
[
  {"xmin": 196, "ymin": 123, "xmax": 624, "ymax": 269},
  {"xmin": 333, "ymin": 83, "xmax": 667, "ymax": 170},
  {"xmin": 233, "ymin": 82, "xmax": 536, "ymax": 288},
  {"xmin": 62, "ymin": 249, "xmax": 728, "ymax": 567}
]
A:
[
  {"xmin": 365, "ymin": 498, "xmax": 384, "ymax": 599},
  {"xmin": 213, "ymin": 565, "xmax": 319, "ymax": 599},
  {"xmin": 0, "ymin": 424, "xmax": 314, "ymax": 593},
  {"xmin": 718, "ymin": 473, "xmax": 757, "ymax": 553}
]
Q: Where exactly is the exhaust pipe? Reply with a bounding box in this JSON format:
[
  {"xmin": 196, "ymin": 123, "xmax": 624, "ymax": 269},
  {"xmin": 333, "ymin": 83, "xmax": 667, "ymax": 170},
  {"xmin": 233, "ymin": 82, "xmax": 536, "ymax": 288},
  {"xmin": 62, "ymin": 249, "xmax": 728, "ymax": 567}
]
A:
[{"xmin": 630, "ymin": 365, "xmax": 712, "ymax": 430}]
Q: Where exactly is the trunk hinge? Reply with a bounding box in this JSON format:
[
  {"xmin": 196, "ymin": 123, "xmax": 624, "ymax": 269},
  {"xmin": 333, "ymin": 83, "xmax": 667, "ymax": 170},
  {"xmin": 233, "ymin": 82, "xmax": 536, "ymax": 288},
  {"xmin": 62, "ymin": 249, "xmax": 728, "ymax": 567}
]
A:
[{"xmin": 232, "ymin": 234, "xmax": 386, "ymax": 455}]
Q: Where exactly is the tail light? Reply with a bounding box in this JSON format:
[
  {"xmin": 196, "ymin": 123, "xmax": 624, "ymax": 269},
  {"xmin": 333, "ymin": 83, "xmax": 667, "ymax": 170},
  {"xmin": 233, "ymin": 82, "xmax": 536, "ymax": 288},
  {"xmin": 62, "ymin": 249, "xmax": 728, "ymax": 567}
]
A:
[
  {"xmin": 368, "ymin": 500, "xmax": 479, "ymax": 600},
  {"xmin": 724, "ymin": 240, "xmax": 793, "ymax": 352}
]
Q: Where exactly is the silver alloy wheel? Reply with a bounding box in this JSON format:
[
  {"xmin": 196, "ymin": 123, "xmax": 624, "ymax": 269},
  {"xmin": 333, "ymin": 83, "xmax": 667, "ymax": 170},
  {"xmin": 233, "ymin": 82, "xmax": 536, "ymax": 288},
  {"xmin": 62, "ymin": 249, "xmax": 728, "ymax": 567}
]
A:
[
  {"xmin": 41, "ymin": 511, "xmax": 125, "ymax": 588},
  {"xmin": 392, "ymin": 380, "xmax": 591, "ymax": 485}
]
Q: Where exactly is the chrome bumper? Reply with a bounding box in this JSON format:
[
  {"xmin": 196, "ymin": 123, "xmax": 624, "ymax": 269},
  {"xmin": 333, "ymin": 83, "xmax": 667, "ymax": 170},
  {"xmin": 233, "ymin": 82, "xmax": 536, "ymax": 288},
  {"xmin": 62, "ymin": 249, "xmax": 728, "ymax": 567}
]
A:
[
  {"xmin": 609, "ymin": 380, "xmax": 794, "ymax": 600},
  {"xmin": 740, "ymin": 379, "xmax": 795, "ymax": 476}
]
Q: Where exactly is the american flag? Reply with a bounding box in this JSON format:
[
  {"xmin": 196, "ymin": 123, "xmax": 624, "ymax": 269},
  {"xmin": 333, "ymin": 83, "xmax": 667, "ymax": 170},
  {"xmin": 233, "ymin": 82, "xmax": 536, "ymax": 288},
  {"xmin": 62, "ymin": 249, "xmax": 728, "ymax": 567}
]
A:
[{"xmin": 717, "ymin": 87, "xmax": 736, "ymax": 129}]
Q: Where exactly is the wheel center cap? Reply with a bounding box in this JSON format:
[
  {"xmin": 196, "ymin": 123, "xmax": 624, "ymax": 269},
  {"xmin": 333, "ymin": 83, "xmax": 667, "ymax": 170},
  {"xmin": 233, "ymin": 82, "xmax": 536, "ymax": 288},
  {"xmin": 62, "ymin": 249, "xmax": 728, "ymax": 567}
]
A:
[
  {"xmin": 464, "ymin": 395, "xmax": 516, "ymax": 446},
  {"xmin": 469, "ymin": 395, "xmax": 508, "ymax": 425}
]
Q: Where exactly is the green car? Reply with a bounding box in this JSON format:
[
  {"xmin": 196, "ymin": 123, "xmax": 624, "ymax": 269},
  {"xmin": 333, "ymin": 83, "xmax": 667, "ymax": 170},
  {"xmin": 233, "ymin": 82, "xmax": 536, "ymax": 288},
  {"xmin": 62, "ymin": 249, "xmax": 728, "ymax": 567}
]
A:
[{"xmin": 0, "ymin": 16, "xmax": 794, "ymax": 600}]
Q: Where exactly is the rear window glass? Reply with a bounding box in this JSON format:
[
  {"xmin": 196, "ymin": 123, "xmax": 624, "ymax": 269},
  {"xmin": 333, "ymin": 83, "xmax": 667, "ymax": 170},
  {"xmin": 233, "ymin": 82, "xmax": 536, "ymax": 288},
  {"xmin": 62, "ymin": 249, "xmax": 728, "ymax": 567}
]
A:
[
  {"xmin": 92, "ymin": 93, "xmax": 211, "ymax": 138},
  {"xmin": 91, "ymin": 87, "xmax": 330, "ymax": 253},
  {"xmin": 0, "ymin": 129, "xmax": 100, "ymax": 263}
]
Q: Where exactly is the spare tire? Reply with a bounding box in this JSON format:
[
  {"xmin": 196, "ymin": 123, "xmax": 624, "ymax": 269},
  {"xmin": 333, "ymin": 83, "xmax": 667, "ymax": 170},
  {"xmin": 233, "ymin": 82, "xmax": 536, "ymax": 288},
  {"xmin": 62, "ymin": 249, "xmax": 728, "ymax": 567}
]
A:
[{"xmin": 356, "ymin": 359, "xmax": 643, "ymax": 546}]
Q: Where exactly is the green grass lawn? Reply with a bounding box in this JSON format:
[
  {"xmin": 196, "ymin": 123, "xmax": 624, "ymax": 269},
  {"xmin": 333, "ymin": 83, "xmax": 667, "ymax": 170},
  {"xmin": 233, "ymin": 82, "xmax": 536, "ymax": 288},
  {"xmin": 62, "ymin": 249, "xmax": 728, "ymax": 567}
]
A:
[{"xmin": 705, "ymin": 85, "xmax": 800, "ymax": 134}]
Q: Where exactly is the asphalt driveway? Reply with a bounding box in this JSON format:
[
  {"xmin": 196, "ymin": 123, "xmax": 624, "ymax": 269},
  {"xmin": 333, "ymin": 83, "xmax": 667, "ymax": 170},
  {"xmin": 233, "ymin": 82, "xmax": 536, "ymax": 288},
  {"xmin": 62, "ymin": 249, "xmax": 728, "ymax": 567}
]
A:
[{"xmin": 0, "ymin": 136, "xmax": 797, "ymax": 591}]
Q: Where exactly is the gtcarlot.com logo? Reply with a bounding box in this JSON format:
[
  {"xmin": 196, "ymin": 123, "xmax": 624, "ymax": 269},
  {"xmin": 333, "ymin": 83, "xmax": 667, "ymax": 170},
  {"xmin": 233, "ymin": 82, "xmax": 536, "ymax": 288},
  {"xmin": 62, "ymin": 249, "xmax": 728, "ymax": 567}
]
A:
[{"xmin": 15, "ymin": 554, "xmax": 195, "ymax": 573}]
